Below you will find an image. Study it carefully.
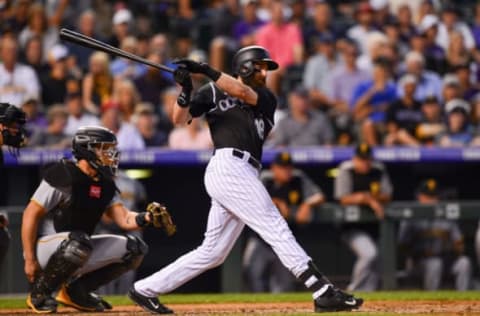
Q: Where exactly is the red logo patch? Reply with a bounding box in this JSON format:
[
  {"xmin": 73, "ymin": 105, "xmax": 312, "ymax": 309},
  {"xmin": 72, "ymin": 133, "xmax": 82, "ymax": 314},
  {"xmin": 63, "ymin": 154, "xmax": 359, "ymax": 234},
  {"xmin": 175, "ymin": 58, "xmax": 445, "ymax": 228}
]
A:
[{"xmin": 89, "ymin": 185, "xmax": 101, "ymax": 198}]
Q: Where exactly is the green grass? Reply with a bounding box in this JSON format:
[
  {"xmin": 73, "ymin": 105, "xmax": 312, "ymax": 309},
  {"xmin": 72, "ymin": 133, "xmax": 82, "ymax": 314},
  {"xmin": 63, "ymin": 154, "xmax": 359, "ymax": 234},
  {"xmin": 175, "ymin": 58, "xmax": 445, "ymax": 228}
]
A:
[{"xmin": 1, "ymin": 291, "xmax": 480, "ymax": 309}]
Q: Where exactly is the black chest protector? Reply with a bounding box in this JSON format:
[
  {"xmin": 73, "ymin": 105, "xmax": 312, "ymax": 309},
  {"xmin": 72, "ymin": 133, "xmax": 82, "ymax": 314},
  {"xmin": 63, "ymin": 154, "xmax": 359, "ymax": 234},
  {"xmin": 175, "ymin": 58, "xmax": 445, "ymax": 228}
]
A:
[{"xmin": 43, "ymin": 160, "xmax": 116, "ymax": 235}]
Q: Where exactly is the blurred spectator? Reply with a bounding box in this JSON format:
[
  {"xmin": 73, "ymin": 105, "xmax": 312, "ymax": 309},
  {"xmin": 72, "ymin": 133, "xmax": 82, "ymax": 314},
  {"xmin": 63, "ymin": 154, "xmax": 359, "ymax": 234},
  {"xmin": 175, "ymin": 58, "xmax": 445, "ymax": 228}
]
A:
[
  {"xmin": 133, "ymin": 102, "xmax": 167, "ymax": 147},
  {"xmin": 445, "ymin": 31, "xmax": 471, "ymax": 72},
  {"xmin": 399, "ymin": 51, "xmax": 442, "ymax": 102},
  {"xmin": 21, "ymin": 97, "xmax": 47, "ymax": 138},
  {"xmin": 329, "ymin": 38, "xmax": 370, "ymax": 144},
  {"xmin": 82, "ymin": 51, "xmax": 113, "ymax": 114},
  {"xmin": 356, "ymin": 31, "xmax": 390, "ymax": 72},
  {"xmin": 441, "ymin": 73, "xmax": 462, "ymax": 104},
  {"xmin": 208, "ymin": 0, "xmax": 241, "ymax": 71},
  {"xmin": 114, "ymin": 79, "xmax": 140, "ymax": 123},
  {"xmin": 302, "ymin": 32, "xmax": 339, "ymax": 110},
  {"xmin": 28, "ymin": 104, "xmax": 70, "ymax": 148},
  {"xmin": 347, "ymin": 2, "xmax": 376, "ymax": 55},
  {"xmin": 395, "ymin": 4, "xmax": 416, "ymax": 46},
  {"xmin": 414, "ymin": 14, "xmax": 447, "ymax": 75},
  {"xmin": 65, "ymin": 9, "xmax": 99, "ymax": 71},
  {"xmin": 133, "ymin": 52, "xmax": 174, "ymax": 106},
  {"xmin": 18, "ymin": 3, "xmax": 59, "ymax": 61},
  {"xmin": 436, "ymin": 98, "xmax": 475, "ymax": 147},
  {"xmin": 157, "ymin": 86, "xmax": 176, "ymax": 137},
  {"xmin": 41, "ymin": 44, "xmax": 71, "ymax": 107},
  {"xmin": 256, "ymin": 0, "xmax": 304, "ymax": 94},
  {"xmin": 268, "ymin": 85, "xmax": 334, "ymax": 146},
  {"xmin": 168, "ymin": 117, "xmax": 212, "ymax": 150},
  {"xmin": 100, "ymin": 99, "xmax": 145, "ymax": 150},
  {"xmin": 351, "ymin": 57, "xmax": 397, "ymax": 145},
  {"xmin": 1, "ymin": 0, "xmax": 30, "ymax": 34},
  {"xmin": 243, "ymin": 151, "xmax": 325, "ymax": 292},
  {"xmin": 303, "ymin": 1, "xmax": 336, "ymax": 55},
  {"xmin": 472, "ymin": 3, "xmax": 480, "ymax": 49},
  {"xmin": 436, "ymin": 6, "xmax": 475, "ymax": 52},
  {"xmin": 149, "ymin": 33, "xmax": 175, "ymax": 82},
  {"xmin": 398, "ymin": 179, "xmax": 472, "ymax": 291},
  {"xmin": 108, "ymin": 8, "xmax": 133, "ymax": 48},
  {"xmin": 415, "ymin": 96, "xmax": 445, "ymax": 146},
  {"xmin": 384, "ymin": 74, "xmax": 423, "ymax": 146},
  {"xmin": 233, "ymin": 0, "xmax": 265, "ymax": 48},
  {"xmin": 334, "ymin": 143, "xmax": 393, "ymax": 291},
  {"xmin": 21, "ymin": 35, "xmax": 50, "ymax": 79},
  {"xmin": 96, "ymin": 169, "xmax": 147, "ymax": 294},
  {"xmin": 110, "ymin": 36, "xmax": 148, "ymax": 80},
  {"xmin": 0, "ymin": 211, "xmax": 10, "ymax": 273},
  {"xmin": 454, "ymin": 64, "xmax": 480, "ymax": 102},
  {"xmin": 0, "ymin": 35, "xmax": 40, "ymax": 106},
  {"xmin": 371, "ymin": 0, "xmax": 394, "ymax": 28},
  {"xmin": 64, "ymin": 92, "xmax": 100, "ymax": 136}
]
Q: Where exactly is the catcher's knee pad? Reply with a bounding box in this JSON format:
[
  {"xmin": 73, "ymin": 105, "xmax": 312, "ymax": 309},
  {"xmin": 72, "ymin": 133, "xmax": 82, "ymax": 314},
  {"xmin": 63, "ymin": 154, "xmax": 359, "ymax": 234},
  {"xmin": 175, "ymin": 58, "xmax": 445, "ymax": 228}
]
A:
[
  {"xmin": 62, "ymin": 231, "xmax": 93, "ymax": 266},
  {"xmin": 122, "ymin": 235, "xmax": 148, "ymax": 269}
]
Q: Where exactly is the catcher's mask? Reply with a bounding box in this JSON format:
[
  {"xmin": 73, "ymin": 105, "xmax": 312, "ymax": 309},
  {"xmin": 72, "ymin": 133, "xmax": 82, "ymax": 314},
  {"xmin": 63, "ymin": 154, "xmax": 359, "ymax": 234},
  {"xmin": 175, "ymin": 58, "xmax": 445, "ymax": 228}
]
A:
[
  {"xmin": 0, "ymin": 103, "xmax": 27, "ymax": 153},
  {"xmin": 232, "ymin": 45, "xmax": 278, "ymax": 79},
  {"xmin": 72, "ymin": 126, "xmax": 120, "ymax": 178}
]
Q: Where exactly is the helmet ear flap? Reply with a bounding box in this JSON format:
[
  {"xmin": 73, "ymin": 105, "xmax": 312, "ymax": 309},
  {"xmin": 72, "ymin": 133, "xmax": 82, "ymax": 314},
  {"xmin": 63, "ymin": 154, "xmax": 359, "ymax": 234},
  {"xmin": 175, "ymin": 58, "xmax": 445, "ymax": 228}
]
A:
[{"xmin": 239, "ymin": 60, "xmax": 254, "ymax": 78}]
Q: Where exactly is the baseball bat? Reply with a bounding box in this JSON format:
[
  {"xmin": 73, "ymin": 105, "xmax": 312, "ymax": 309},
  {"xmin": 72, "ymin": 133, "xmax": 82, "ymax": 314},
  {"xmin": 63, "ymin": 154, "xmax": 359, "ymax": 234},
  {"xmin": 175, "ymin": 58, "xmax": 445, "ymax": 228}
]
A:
[{"xmin": 59, "ymin": 28, "xmax": 175, "ymax": 73}]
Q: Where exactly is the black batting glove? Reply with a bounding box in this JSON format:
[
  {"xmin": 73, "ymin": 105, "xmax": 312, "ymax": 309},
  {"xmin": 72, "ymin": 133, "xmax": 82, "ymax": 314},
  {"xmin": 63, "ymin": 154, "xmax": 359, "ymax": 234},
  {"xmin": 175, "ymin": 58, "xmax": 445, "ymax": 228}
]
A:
[
  {"xmin": 173, "ymin": 66, "xmax": 193, "ymax": 90},
  {"xmin": 174, "ymin": 59, "xmax": 221, "ymax": 82}
]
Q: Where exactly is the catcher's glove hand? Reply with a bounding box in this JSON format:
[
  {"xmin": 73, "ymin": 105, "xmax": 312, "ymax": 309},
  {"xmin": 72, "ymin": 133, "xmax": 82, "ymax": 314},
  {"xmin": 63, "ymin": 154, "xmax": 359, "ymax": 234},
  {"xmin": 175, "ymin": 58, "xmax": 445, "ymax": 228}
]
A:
[{"xmin": 146, "ymin": 202, "xmax": 176, "ymax": 236}]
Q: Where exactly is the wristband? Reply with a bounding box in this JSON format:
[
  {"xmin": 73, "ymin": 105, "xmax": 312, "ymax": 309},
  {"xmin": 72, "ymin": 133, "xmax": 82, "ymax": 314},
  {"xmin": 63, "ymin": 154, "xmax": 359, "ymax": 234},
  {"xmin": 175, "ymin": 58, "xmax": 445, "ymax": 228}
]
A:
[
  {"xmin": 177, "ymin": 88, "xmax": 191, "ymax": 108},
  {"xmin": 203, "ymin": 65, "xmax": 221, "ymax": 82},
  {"xmin": 135, "ymin": 212, "xmax": 150, "ymax": 227}
]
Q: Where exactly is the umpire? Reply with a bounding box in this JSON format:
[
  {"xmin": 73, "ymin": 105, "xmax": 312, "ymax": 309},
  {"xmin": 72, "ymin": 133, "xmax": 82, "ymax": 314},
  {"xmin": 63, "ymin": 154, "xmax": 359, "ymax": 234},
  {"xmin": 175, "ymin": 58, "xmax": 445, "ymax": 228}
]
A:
[
  {"xmin": 22, "ymin": 126, "xmax": 174, "ymax": 313},
  {"xmin": 0, "ymin": 102, "xmax": 27, "ymax": 166}
]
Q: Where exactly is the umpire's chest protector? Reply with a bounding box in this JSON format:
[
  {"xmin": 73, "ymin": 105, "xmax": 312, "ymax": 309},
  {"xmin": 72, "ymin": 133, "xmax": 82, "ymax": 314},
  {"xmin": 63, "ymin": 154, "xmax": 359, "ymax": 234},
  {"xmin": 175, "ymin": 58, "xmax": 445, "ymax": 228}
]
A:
[{"xmin": 43, "ymin": 161, "xmax": 116, "ymax": 235}]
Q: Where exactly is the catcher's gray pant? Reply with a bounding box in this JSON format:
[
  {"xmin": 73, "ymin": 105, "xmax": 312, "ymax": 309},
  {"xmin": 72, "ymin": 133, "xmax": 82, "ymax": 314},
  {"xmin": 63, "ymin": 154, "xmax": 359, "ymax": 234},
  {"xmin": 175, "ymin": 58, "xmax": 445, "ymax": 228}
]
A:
[
  {"xmin": 345, "ymin": 231, "xmax": 379, "ymax": 292},
  {"xmin": 135, "ymin": 148, "xmax": 311, "ymax": 296},
  {"xmin": 243, "ymin": 236, "xmax": 297, "ymax": 292},
  {"xmin": 36, "ymin": 232, "xmax": 132, "ymax": 277}
]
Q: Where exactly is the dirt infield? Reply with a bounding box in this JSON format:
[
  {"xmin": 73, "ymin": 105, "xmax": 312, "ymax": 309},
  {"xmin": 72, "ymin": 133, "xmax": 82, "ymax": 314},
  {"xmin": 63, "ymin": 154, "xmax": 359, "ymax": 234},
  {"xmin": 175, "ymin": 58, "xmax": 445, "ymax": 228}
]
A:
[{"xmin": 2, "ymin": 300, "xmax": 480, "ymax": 315}]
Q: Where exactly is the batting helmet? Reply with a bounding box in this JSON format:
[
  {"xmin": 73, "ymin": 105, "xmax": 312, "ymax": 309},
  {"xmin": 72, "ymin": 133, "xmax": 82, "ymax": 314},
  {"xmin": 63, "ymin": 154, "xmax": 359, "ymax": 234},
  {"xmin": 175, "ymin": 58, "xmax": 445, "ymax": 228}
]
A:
[
  {"xmin": 72, "ymin": 126, "xmax": 119, "ymax": 177},
  {"xmin": 232, "ymin": 46, "xmax": 278, "ymax": 78}
]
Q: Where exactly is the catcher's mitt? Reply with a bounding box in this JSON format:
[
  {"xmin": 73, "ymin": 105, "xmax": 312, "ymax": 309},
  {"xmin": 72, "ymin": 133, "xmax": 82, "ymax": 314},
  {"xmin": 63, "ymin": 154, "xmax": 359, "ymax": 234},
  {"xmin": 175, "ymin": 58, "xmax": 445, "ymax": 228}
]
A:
[{"xmin": 146, "ymin": 202, "xmax": 176, "ymax": 236}]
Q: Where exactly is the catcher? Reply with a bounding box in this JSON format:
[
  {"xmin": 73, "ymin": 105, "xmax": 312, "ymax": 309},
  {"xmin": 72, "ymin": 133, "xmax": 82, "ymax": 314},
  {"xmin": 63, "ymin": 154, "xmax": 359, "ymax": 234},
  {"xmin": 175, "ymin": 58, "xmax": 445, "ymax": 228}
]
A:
[{"xmin": 21, "ymin": 126, "xmax": 175, "ymax": 314}]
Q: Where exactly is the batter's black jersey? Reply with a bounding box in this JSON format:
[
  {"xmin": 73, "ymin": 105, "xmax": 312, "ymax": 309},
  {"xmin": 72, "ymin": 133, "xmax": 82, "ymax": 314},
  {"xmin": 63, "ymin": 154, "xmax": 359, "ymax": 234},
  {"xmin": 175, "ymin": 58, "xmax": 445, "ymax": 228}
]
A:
[{"xmin": 189, "ymin": 82, "xmax": 277, "ymax": 161}]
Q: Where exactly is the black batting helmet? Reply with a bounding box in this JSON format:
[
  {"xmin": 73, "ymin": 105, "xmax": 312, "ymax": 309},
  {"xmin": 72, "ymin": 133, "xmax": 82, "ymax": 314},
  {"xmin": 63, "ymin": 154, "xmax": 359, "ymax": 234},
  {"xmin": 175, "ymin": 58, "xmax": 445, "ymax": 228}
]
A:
[
  {"xmin": 232, "ymin": 45, "xmax": 278, "ymax": 78},
  {"xmin": 72, "ymin": 126, "xmax": 119, "ymax": 177}
]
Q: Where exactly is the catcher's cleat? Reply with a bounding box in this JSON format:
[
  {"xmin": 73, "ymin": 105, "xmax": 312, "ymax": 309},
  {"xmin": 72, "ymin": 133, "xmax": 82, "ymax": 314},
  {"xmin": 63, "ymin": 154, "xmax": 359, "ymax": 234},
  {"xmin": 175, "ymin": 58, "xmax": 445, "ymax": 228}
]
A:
[
  {"xmin": 56, "ymin": 284, "xmax": 104, "ymax": 312},
  {"xmin": 128, "ymin": 287, "xmax": 173, "ymax": 314},
  {"xmin": 91, "ymin": 292, "xmax": 113, "ymax": 310},
  {"xmin": 314, "ymin": 286, "xmax": 363, "ymax": 313},
  {"xmin": 26, "ymin": 293, "xmax": 58, "ymax": 314}
]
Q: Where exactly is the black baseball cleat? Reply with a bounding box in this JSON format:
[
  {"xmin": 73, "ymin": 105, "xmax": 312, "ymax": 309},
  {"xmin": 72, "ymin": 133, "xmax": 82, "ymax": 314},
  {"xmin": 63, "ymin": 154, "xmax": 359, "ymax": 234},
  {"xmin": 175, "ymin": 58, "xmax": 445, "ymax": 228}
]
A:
[
  {"xmin": 314, "ymin": 286, "xmax": 363, "ymax": 313},
  {"xmin": 128, "ymin": 287, "xmax": 173, "ymax": 314},
  {"xmin": 26, "ymin": 292, "xmax": 58, "ymax": 314}
]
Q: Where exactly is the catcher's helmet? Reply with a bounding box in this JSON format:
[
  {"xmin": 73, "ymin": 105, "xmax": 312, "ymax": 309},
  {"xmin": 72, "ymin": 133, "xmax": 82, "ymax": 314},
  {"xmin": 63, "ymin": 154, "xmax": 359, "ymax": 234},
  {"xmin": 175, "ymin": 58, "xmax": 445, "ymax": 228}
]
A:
[
  {"xmin": 232, "ymin": 45, "xmax": 278, "ymax": 78},
  {"xmin": 72, "ymin": 126, "xmax": 119, "ymax": 177}
]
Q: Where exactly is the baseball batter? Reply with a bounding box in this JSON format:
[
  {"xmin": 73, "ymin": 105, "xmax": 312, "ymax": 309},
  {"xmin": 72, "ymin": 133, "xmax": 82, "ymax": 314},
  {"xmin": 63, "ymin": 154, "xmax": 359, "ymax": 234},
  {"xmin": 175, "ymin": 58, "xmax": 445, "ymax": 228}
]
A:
[
  {"xmin": 22, "ymin": 126, "xmax": 174, "ymax": 314},
  {"xmin": 129, "ymin": 46, "xmax": 363, "ymax": 314}
]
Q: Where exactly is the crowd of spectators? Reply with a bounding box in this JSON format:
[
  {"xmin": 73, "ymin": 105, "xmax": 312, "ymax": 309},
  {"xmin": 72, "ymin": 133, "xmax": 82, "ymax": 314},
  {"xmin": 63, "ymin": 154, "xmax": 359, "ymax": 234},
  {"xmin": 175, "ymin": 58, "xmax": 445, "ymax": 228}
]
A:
[{"xmin": 2, "ymin": 0, "xmax": 480, "ymax": 149}]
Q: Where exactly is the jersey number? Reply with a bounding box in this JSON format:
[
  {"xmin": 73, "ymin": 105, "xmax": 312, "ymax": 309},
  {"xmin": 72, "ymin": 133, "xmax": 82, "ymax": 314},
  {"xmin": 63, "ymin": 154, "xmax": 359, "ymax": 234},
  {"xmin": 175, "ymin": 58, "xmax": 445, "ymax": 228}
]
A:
[{"xmin": 255, "ymin": 118, "xmax": 265, "ymax": 140}]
